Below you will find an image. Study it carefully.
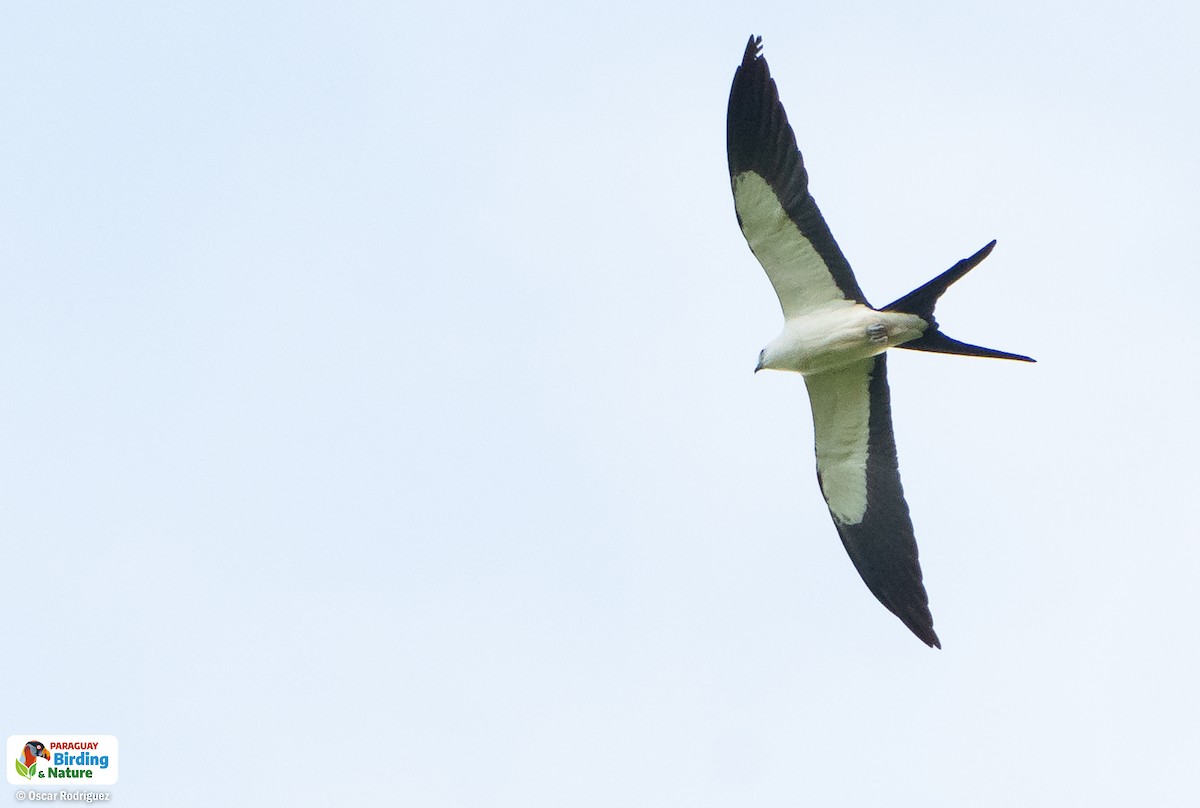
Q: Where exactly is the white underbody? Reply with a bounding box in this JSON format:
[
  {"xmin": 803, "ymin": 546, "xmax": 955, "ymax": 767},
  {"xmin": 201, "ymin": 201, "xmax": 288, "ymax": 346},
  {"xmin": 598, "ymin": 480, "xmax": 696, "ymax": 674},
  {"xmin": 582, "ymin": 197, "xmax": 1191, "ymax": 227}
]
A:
[{"xmin": 760, "ymin": 301, "xmax": 926, "ymax": 377}]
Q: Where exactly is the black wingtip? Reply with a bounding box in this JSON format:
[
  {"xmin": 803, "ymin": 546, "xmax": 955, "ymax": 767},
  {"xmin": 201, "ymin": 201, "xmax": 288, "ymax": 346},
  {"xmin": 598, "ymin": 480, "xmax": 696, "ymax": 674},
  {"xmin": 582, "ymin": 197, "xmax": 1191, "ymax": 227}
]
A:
[
  {"xmin": 919, "ymin": 626, "xmax": 942, "ymax": 649},
  {"xmin": 891, "ymin": 599, "xmax": 941, "ymax": 648},
  {"xmin": 890, "ymin": 604, "xmax": 940, "ymax": 647},
  {"xmin": 742, "ymin": 35, "xmax": 763, "ymax": 65}
]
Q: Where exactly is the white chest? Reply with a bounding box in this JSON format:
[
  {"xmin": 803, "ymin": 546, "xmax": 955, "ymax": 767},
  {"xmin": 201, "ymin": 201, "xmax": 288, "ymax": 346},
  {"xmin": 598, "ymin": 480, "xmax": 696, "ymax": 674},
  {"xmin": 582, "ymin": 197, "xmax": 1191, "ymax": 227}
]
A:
[{"xmin": 763, "ymin": 303, "xmax": 926, "ymax": 376}]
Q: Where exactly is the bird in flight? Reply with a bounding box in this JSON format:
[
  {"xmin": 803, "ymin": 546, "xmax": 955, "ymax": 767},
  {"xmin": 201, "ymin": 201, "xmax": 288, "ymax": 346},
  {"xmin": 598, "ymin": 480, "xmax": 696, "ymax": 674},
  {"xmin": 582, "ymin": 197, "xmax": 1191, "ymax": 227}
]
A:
[{"xmin": 727, "ymin": 35, "xmax": 1034, "ymax": 647}]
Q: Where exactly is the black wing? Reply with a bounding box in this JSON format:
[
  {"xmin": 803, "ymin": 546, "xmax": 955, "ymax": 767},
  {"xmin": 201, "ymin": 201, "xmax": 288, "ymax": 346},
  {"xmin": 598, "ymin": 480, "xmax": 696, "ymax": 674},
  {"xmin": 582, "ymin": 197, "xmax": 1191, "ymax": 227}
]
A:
[
  {"xmin": 727, "ymin": 35, "xmax": 868, "ymax": 314},
  {"xmin": 804, "ymin": 354, "xmax": 940, "ymax": 647}
]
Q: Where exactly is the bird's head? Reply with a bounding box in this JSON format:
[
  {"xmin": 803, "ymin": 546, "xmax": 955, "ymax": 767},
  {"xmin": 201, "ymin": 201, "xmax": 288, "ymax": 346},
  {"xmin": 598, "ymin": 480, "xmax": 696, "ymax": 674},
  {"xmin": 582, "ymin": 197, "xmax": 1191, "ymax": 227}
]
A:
[
  {"xmin": 23, "ymin": 741, "xmax": 49, "ymax": 765},
  {"xmin": 756, "ymin": 342, "xmax": 790, "ymax": 373}
]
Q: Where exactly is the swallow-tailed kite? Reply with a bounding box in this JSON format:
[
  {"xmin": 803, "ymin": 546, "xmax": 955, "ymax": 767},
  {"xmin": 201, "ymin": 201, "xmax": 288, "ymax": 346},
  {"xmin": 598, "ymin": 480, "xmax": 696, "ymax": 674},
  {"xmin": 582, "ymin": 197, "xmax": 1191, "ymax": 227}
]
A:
[{"xmin": 727, "ymin": 36, "xmax": 1034, "ymax": 647}]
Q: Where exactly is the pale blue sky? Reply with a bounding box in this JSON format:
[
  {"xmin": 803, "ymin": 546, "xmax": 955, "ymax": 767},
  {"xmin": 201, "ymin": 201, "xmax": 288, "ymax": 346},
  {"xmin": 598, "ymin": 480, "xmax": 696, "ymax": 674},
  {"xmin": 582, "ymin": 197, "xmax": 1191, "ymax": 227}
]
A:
[{"xmin": 3, "ymin": 1, "xmax": 1198, "ymax": 805}]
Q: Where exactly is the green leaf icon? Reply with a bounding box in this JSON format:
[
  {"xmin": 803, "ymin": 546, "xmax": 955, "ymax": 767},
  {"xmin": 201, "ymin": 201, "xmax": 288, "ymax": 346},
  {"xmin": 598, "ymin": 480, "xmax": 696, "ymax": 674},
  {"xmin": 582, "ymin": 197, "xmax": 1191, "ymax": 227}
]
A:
[
  {"xmin": 14, "ymin": 757, "xmax": 29, "ymax": 779},
  {"xmin": 29, "ymin": 762, "xmax": 37, "ymax": 778}
]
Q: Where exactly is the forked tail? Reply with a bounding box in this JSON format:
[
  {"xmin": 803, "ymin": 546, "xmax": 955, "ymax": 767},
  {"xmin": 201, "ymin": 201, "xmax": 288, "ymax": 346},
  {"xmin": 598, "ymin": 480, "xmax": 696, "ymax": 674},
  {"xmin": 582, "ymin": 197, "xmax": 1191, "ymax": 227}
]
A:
[{"xmin": 883, "ymin": 240, "xmax": 1035, "ymax": 362}]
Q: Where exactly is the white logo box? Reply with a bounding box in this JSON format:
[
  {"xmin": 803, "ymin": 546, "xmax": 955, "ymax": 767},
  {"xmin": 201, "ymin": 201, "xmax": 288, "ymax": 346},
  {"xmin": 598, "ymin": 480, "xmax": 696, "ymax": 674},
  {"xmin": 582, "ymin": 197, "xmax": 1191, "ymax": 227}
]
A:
[{"xmin": 7, "ymin": 735, "xmax": 118, "ymax": 785}]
